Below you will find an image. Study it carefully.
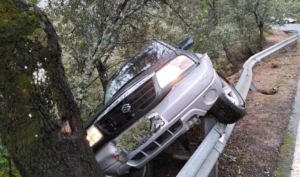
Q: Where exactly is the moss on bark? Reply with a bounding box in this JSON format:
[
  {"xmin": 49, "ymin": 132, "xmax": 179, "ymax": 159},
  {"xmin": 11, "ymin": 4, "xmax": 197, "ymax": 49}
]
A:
[{"xmin": 0, "ymin": 1, "xmax": 103, "ymax": 176}]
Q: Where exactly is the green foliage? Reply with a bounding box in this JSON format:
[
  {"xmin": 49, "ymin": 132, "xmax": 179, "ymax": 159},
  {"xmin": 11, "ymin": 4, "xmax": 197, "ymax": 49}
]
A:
[
  {"xmin": 22, "ymin": 0, "xmax": 41, "ymax": 5},
  {"xmin": 43, "ymin": 0, "xmax": 298, "ymax": 119},
  {"xmin": 283, "ymin": 0, "xmax": 300, "ymax": 20},
  {"xmin": 45, "ymin": 0, "xmax": 156, "ymax": 119},
  {"xmin": 213, "ymin": 59, "xmax": 234, "ymax": 76},
  {"xmin": 0, "ymin": 158, "xmax": 6, "ymax": 164},
  {"xmin": 45, "ymin": 0, "xmax": 207, "ymax": 119},
  {"xmin": 0, "ymin": 141, "xmax": 21, "ymax": 177},
  {"xmin": 192, "ymin": 0, "xmax": 296, "ymax": 74},
  {"xmin": 116, "ymin": 117, "xmax": 153, "ymax": 153},
  {"xmin": 274, "ymin": 129, "xmax": 293, "ymax": 177},
  {"xmin": 0, "ymin": 145, "xmax": 3, "ymax": 155},
  {"xmin": 0, "ymin": 145, "xmax": 7, "ymax": 164}
]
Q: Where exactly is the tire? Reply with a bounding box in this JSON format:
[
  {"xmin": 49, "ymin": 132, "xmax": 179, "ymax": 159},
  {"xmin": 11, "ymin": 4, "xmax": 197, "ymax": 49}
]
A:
[
  {"xmin": 209, "ymin": 74, "xmax": 246, "ymax": 124},
  {"xmin": 120, "ymin": 161, "xmax": 153, "ymax": 177},
  {"xmin": 285, "ymin": 20, "xmax": 289, "ymax": 24}
]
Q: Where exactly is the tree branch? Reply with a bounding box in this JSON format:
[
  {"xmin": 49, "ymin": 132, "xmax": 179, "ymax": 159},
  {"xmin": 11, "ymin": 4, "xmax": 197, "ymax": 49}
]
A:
[
  {"xmin": 114, "ymin": 0, "xmax": 130, "ymax": 22},
  {"xmin": 162, "ymin": 0, "xmax": 193, "ymax": 31}
]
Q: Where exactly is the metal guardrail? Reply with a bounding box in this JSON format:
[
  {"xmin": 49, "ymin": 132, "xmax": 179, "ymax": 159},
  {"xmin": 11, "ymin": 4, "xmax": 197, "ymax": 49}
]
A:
[{"xmin": 177, "ymin": 32, "xmax": 300, "ymax": 177}]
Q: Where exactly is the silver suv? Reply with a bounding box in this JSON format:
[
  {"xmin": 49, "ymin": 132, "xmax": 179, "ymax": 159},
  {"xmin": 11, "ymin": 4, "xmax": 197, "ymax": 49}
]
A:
[{"xmin": 85, "ymin": 38, "xmax": 246, "ymax": 177}]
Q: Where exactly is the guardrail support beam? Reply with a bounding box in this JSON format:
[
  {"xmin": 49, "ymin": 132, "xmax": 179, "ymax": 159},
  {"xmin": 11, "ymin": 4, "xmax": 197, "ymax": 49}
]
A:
[
  {"xmin": 177, "ymin": 32, "xmax": 300, "ymax": 177},
  {"xmin": 250, "ymin": 82, "xmax": 257, "ymax": 92},
  {"xmin": 208, "ymin": 162, "xmax": 218, "ymax": 177},
  {"xmin": 204, "ymin": 117, "xmax": 217, "ymax": 136}
]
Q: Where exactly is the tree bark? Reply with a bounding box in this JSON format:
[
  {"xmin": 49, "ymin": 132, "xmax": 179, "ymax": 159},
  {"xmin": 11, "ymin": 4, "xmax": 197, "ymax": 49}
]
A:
[
  {"xmin": 223, "ymin": 45, "xmax": 233, "ymax": 61},
  {"xmin": 259, "ymin": 24, "xmax": 264, "ymax": 51},
  {"xmin": 0, "ymin": 1, "xmax": 103, "ymax": 177},
  {"xmin": 96, "ymin": 62, "xmax": 108, "ymax": 94}
]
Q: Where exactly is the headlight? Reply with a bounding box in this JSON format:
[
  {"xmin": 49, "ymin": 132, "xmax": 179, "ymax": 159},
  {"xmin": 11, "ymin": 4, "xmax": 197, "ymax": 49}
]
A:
[
  {"xmin": 156, "ymin": 55, "xmax": 194, "ymax": 88},
  {"xmin": 86, "ymin": 125, "xmax": 103, "ymax": 146}
]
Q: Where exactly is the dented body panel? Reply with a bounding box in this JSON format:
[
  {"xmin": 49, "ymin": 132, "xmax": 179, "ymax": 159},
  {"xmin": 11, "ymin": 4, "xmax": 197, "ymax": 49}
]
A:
[{"xmin": 94, "ymin": 54, "xmax": 223, "ymax": 175}]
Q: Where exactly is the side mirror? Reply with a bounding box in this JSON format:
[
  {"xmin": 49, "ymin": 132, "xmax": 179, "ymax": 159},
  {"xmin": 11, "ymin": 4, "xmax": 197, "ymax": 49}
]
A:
[{"xmin": 178, "ymin": 37, "xmax": 194, "ymax": 50}]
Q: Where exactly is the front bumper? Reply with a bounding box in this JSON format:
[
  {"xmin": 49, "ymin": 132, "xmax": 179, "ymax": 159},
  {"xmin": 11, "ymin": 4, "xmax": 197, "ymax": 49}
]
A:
[{"xmin": 95, "ymin": 54, "xmax": 223, "ymax": 175}]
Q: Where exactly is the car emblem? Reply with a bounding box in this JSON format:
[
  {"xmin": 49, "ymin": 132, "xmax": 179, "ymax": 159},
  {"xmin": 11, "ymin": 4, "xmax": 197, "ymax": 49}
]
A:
[{"xmin": 121, "ymin": 103, "xmax": 131, "ymax": 113}]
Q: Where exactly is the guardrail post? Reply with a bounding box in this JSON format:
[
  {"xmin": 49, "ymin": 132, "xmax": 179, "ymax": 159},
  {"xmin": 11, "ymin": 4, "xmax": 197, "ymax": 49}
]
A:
[
  {"xmin": 204, "ymin": 117, "xmax": 217, "ymax": 136},
  {"xmin": 208, "ymin": 161, "xmax": 218, "ymax": 177},
  {"xmin": 284, "ymin": 45, "xmax": 291, "ymax": 52},
  {"xmin": 249, "ymin": 82, "xmax": 257, "ymax": 92}
]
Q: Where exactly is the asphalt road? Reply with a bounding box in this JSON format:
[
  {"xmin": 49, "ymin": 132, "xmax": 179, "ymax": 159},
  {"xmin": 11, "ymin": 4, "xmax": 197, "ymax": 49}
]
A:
[
  {"xmin": 273, "ymin": 23, "xmax": 300, "ymax": 33},
  {"xmin": 289, "ymin": 78, "xmax": 300, "ymax": 177},
  {"xmin": 274, "ymin": 23, "xmax": 300, "ymax": 177}
]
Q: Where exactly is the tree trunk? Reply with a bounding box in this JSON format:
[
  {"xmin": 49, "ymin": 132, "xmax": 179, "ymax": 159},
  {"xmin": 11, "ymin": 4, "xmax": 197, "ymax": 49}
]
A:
[
  {"xmin": 209, "ymin": 0, "xmax": 218, "ymax": 26},
  {"xmin": 223, "ymin": 45, "xmax": 233, "ymax": 61},
  {"xmin": 259, "ymin": 25, "xmax": 264, "ymax": 51},
  {"xmin": 0, "ymin": 1, "xmax": 103, "ymax": 177},
  {"xmin": 96, "ymin": 62, "xmax": 108, "ymax": 94}
]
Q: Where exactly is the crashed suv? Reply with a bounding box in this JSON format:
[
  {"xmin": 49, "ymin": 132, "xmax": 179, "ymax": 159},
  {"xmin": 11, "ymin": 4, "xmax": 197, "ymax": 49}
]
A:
[{"xmin": 85, "ymin": 38, "xmax": 246, "ymax": 176}]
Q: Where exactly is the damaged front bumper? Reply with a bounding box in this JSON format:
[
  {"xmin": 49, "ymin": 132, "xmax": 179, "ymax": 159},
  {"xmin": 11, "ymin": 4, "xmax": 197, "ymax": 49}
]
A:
[{"xmin": 95, "ymin": 54, "xmax": 223, "ymax": 176}]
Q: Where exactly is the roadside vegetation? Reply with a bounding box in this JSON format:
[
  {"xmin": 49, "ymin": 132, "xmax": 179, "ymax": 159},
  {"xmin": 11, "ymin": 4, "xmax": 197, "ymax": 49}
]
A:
[
  {"xmin": 1, "ymin": 0, "xmax": 300, "ymax": 176},
  {"xmin": 44, "ymin": 0, "xmax": 300, "ymax": 121}
]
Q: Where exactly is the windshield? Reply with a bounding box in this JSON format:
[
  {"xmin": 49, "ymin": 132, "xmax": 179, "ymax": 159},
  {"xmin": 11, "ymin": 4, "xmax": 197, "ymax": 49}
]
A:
[{"xmin": 105, "ymin": 40, "xmax": 176, "ymax": 103}]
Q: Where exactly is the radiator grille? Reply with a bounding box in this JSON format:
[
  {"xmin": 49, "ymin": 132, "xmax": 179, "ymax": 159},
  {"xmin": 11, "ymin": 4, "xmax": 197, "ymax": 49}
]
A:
[{"xmin": 97, "ymin": 79, "xmax": 156, "ymax": 133}]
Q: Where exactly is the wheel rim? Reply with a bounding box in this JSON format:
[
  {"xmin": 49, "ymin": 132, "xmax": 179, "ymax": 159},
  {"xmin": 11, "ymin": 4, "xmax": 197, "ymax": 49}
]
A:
[
  {"xmin": 219, "ymin": 77, "xmax": 240, "ymax": 105},
  {"xmin": 116, "ymin": 162, "xmax": 151, "ymax": 177},
  {"xmin": 130, "ymin": 165, "xmax": 147, "ymax": 177},
  {"xmin": 140, "ymin": 165, "xmax": 147, "ymax": 177}
]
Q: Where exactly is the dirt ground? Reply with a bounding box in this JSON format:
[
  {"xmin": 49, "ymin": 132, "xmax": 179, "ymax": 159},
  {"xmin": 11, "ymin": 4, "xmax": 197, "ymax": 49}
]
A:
[{"xmin": 152, "ymin": 30, "xmax": 300, "ymax": 177}]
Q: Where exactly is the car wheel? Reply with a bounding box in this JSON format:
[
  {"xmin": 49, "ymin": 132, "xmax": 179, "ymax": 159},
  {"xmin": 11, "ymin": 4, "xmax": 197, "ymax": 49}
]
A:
[
  {"xmin": 209, "ymin": 74, "xmax": 246, "ymax": 124},
  {"xmin": 285, "ymin": 20, "xmax": 289, "ymax": 24},
  {"xmin": 120, "ymin": 161, "xmax": 153, "ymax": 177}
]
